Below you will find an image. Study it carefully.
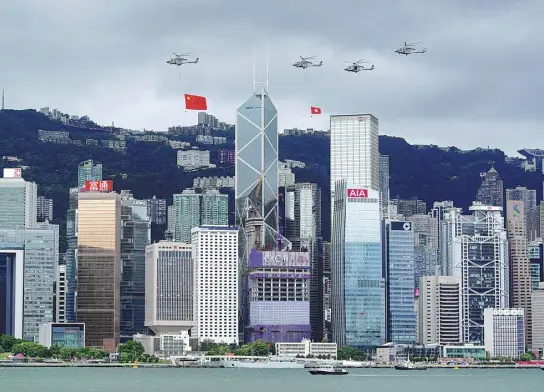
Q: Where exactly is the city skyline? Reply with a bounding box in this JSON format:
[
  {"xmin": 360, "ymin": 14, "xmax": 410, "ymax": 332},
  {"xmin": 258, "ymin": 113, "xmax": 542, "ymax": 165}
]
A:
[{"xmin": 1, "ymin": 1, "xmax": 543, "ymax": 155}]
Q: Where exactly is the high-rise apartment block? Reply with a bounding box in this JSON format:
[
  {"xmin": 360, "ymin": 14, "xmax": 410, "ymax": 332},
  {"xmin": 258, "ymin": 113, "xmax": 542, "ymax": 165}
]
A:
[
  {"xmin": 331, "ymin": 183, "xmax": 384, "ymax": 348},
  {"xmin": 76, "ymin": 191, "xmax": 121, "ymax": 349},
  {"xmin": 383, "ymin": 220, "xmax": 417, "ymax": 345},
  {"xmin": 506, "ymin": 200, "xmax": 532, "ymax": 345},
  {"xmin": 77, "ymin": 159, "xmax": 102, "ymax": 188},
  {"xmin": 147, "ymin": 196, "xmax": 167, "ymax": 225},
  {"xmin": 418, "ymin": 276, "xmax": 461, "ymax": 345},
  {"xmin": 192, "ymin": 226, "xmax": 239, "ymax": 344},
  {"xmin": 36, "ymin": 195, "xmax": 53, "ymax": 222},
  {"xmin": 441, "ymin": 204, "xmax": 509, "ymax": 344},
  {"xmin": 172, "ymin": 189, "xmax": 228, "ymax": 243}
]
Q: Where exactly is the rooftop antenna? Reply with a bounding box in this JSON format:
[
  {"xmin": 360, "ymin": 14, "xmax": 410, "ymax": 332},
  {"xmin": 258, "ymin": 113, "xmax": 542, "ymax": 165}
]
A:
[
  {"xmin": 1, "ymin": 89, "xmax": 4, "ymax": 110},
  {"xmin": 266, "ymin": 44, "xmax": 269, "ymax": 94}
]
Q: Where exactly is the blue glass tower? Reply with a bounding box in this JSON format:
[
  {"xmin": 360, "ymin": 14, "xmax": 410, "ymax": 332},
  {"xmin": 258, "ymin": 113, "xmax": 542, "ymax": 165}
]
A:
[
  {"xmin": 331, "ymin": 182, "xmax": 385, "ymax": 348},
  {"xmin": 383, "ymin": 220, "xmax": 417, "ymax": 345}
]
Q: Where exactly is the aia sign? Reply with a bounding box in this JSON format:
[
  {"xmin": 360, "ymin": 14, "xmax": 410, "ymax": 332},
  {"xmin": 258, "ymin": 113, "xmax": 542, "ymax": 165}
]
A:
[
  {"xmin": 84, "ymin": 180, "xmax": 113, "ymax": 192},
  {"xmin": 347, "ymin": 188, "xmax": 368, "ymax": 198}
]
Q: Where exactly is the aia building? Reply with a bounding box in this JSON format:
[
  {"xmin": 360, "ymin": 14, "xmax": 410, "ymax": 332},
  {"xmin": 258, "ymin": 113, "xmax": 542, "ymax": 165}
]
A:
[{"xmin": 331, "ymin": 181, "xmax": 385, "ymax": 349}]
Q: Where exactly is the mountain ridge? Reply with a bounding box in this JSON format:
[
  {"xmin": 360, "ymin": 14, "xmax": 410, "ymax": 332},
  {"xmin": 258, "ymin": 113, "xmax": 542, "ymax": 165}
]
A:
[{"xmin": 1, "ymin": 108, "xmax": 542, "ymax": 247}]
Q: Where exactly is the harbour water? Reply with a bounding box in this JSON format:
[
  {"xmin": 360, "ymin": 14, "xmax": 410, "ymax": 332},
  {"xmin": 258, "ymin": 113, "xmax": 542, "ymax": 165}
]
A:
[{"xmin": 0, "ymin": 367, "xmax": 541, "ymax": 391}]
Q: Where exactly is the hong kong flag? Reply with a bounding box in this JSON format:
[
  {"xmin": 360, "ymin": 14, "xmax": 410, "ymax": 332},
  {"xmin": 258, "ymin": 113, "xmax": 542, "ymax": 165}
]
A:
[
  {"xmin": 310, "ymin": 106, "xmax": 321, "ymax": 115},
  {"xmin": 185, "ymin": 94, "xmax": 208, "ymax": 110}
]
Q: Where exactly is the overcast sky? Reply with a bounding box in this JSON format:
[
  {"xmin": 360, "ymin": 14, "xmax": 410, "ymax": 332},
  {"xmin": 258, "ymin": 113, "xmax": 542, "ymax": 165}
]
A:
[{"xmin": 1, "ymin": 0, "xmax": 542, "ymax": 155}]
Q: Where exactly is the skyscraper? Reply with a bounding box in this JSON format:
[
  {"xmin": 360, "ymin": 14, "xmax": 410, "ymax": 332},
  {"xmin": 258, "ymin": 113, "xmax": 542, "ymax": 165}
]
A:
[
  {"xmin": 77, "ymin": 160, "xmax": 102, "ymax": 189},
  {"xmin": 0, "ymin": 169, "xmax": 37, "ymax": 229},
  {"xmin": 506, "ymin": 187, "xmax": 537, "ymax": 241},
  {"xmin": 383, "ymin": 220, "xmax": 417, "ymax": 345},
  {"xmin": 330, "ymin": 114, "xmax": 380, "ymax": 212},
  {"xmin": 235, "ymin": 73, "xmax": 289, "ymax": 340},
  {"xmin": 64, "ymin": 188, "xmax": 79, "ymax": 322},
  {"xmin": 506, "ymin": 200, "xmax": 532, "ymax": 345},
  {"xmin": 442, "ymin": 203, "xmax": 509, "ymax": 344},
  {"xmin": 235, "ymin": 80, "xmax": 282, "ymax": 251},
  {"xmin": 475, "ymin": 166, "xmax": 504, "ymax": 207},
  {"xmin": 120, "ymin": 191, "xmax": 151, "ymax": 341},
  {"xmin": 331, "ymin": 182, "xmax": 384, "ymax": 348},
  {"xmin": 285, "ymin": 183, "xmax": 323, "ymax": 340},
  {"xmin": 76, "ymin": 191, "xmax": 121, "ymax": 349},
  {"xmin": 418, "ymin": 276, "xmax": 461, "ymax": 345},
  {"xmin": 0, "ymin": 223, "xmax": 58, "ymax": 341},
  {"xmin": 144, "ymin": 242, "xmax": 196, "ymax": 334}
]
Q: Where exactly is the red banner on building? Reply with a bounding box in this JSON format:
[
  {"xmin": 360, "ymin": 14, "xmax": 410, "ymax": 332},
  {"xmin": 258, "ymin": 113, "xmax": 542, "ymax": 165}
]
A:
[{"xmin": 84, "ymin": 180, "xmax": 113, "ymax": 192}]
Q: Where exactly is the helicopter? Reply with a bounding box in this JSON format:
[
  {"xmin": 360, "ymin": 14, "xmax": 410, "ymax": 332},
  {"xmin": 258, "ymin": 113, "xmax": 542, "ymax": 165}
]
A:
[
  {"xmin": 395, "ymin": 42, "xmax": 427, "ymax": 55},
  {"xmin": 293, "ymin": 56, "xmax": 323, "ymax": 69},
  {"xmin": 344, "ymin": 59, "xmax": 375, "ymax": 73},
  {"xmin": 166, "ymin": 52, "xmax": 199, "ymax": 66}
]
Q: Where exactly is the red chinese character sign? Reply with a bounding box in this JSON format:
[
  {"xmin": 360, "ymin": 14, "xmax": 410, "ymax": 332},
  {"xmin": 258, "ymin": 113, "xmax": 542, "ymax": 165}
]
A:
[{"xmin": 84, "ymin": 180, "xmax": 113, "ymax": 192}]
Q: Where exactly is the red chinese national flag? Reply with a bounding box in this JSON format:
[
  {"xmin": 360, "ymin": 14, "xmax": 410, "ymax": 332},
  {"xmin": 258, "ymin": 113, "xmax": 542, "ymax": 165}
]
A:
[
  {"xmin": 184, "ymin": 94, "xmax": 207, "ymax": 110},
  {"xmin": 310, "ymin": 106, "xmax": 321, "ymax": 114}
]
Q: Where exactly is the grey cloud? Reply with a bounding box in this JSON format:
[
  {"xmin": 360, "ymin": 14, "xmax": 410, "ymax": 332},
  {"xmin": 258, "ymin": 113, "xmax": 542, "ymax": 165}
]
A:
[{"xmin": 0, "ymin": 0, "xmax": 543, "ymax": 155}]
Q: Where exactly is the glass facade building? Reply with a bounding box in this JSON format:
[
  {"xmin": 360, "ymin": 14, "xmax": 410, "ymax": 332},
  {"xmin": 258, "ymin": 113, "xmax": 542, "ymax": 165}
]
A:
[
  {"xmin": 64, "ymin": 187, "xmax": 79, "ymax": 322},
  {"xmin": 0, "ymin": 225, "xmax": 57, "ymax": 341},
  {"xmin": 39, "ymin": 323, "xmax": 85, "ymax": 348},
  {"xmin": 331, "ymin": 182, "xmax": 384, "ymax": 348},
  {"xmin": 120, "ymin": 192, "xmax": 151, "ymax": 341},
  {"xmin": 383, "ymin": 220, "xmax": 416, "ymax": 345},
  {"xmin": 235, "ymin": 87, "xmax": 280, "ymax": 251},
  {"xmin": 76, "ymin": 191, "xmax": 121, "ymax": 348},
  {"xmin": 379, "ymin": 155, "xmax": 390, "ymax": 217},
  {"xmin": 0, "ymin": 176, "xmax": 37, "ymax": 229}
]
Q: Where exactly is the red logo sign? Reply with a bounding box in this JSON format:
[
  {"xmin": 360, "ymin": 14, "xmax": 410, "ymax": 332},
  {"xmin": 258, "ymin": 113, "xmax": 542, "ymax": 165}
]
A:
[
  {"xmin": 84, "ymin": 180, "xmax": 113, "ymax": 192},
  {"xmin": 347, "ymin": 188, "xmax": 368, "ymax": 198}
]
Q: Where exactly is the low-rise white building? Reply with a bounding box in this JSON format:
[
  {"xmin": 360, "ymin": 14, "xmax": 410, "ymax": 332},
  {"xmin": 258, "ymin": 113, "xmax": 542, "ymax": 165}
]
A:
[
  {"xmin": 134, "ymin": 331, "xmax": 192, "ymax": 358},
  {"xmin": 275, "ymin": 339, "xmax": 337, "ymax": 358},
  {"xmin": 484, "ymin": 308, "xmax": 525, "ymax": 358}
]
